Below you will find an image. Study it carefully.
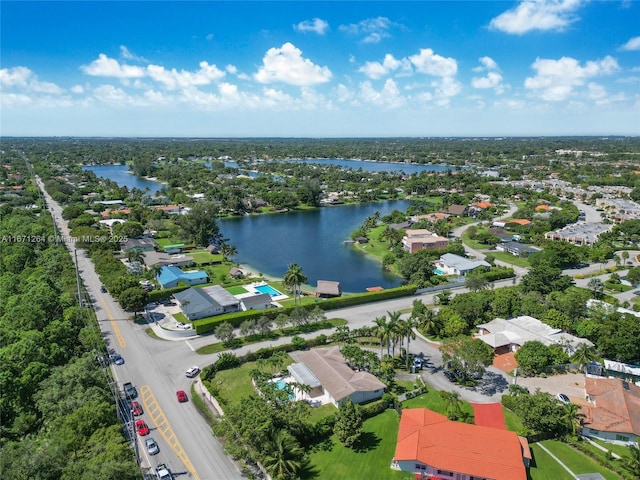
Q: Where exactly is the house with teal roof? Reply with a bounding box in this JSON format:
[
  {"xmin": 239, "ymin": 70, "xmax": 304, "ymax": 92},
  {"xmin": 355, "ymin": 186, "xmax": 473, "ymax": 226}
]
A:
[{"xmin": 157, "ymin": 265, "xmax": 208, "ymax": 289}]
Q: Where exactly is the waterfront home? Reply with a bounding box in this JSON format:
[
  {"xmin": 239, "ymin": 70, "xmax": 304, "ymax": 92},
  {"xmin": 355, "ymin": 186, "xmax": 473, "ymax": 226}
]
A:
[
  {"xmin": 402, "ymin": 229, "xmax": 449, "ymax": 254},
  {"xmin": 173, "ymin": 285, "xmax": 240, "ymax": 320},
  {"xmin": 121, "ymin": 237, "xmax": 156, "ymax": 253},
  {"xmin": 240, "ymin": 293, "xmax": 272, "ymax": 311},
  {"xmin": 157, "ymin": 266, "xmax": 208, "ymax": 289}
]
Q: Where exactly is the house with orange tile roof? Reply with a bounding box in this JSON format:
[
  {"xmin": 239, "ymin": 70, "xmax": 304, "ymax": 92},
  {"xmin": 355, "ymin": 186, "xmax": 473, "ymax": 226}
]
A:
[
  {"xmin": 393, "ymin": 408, "xmax": 528, "ymax": 480},
  {"xmin": 472, "ymin": 201, "xmax": 494, "ymax": 209},
  {"xmin": 506, "ymin": 218, "xmax": 531, "ymax": 226},
  {"xmin": 580, "ymin": 376, "xmax": 640, "ymax": 446},
  {"xmin": 534, "ymin": 204, "xmax": 551, "ymax": 212}
]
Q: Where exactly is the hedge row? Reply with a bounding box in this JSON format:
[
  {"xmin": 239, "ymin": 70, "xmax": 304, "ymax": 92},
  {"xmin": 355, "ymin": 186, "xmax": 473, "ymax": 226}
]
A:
[
  {"xmin": 147, "ymin": 285, "xmax": 189, "ymax": 302},
  {"xmin": 476, "ymin": 267, "xmax": 515, "ymax": 282},
  {"xmin": 193, "ymin": 285, "xmax": 417, "ymax": 334}
]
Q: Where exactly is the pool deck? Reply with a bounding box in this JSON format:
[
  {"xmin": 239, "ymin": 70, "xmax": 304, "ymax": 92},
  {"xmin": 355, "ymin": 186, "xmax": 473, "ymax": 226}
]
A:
[{"xmin": 233, "ymin": 281, "xmax": 289, "ymax": 302}]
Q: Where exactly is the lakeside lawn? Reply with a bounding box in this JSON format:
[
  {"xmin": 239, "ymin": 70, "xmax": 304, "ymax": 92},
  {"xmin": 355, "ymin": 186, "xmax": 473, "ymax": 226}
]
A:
[
  {"xmin": 303, "ymin": 409, "xmax": 413, "ymax": 480},
  {"xmin": 189, "ymin": 249, "xmax": 223, "ymax": 264},
  {"xmin": 489, "ymin": 251, "xmax": 531, "ymax": 268}
]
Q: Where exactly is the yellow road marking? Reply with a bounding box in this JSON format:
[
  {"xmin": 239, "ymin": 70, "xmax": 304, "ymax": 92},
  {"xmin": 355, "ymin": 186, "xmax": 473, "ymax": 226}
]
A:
[
  {"xmin": 102, "ymin": 300, "xmax": 126, "ymax": 348},
  {"xmin": 140, "ymin": 385, "xmax": 200, "ymax": 480}
]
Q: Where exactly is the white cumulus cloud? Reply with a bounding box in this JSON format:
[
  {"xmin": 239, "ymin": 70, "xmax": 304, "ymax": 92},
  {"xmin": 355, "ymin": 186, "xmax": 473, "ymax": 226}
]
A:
[
  {"xmin": 254, "ymin": 42, "xmax": 332, "ymax": 86},
  {"xmin": 620, "ymin": 36, "xmax": 640, "ymax": 51},
  {"xmin": 489, "ymin": 0, "xmax": 583, "ymax": 34},
  {"xmin": 359, "ymin": 54, "xmax": 410, "ymax": 79},
  {"xmin": 0, "ymin": 66, "xmax": 64, "ymax": 95},
  {"xmin": 82, "ymin": 54, "xmax": 146, "ymax": 78},
  {"xmin": 358, "ymin": 78, "xmax": 406, "ymax": 107},
  {"xmin": 471, "ymin": 57, "xmax": 504, "ymax": 93},
  {"xmin": 524, "ymin": 55, "xmax": 619, "ymax": 101},
  {"xmin": 146, "ymin": 61, "xmax": 225, "ymax": 90},
  {"xmin": 409, "ymin": 49, "xmax": 457, "ymax": 77},
  {"xmin": 294, "ymin": 18, "xmax": 329, "ymax": 35}
]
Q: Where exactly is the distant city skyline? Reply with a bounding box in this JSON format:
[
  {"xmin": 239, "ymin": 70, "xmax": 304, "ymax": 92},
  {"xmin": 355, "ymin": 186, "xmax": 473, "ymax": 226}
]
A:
[{"xmin": 1, "ymin": 1, "xmax": 639, "ymax": 137}]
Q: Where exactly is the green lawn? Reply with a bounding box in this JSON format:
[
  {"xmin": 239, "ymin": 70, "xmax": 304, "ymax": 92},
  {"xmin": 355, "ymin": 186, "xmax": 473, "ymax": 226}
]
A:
[
  {"xmin": 400, "ymin": 387, "xmax": 474, "ymax": 420},
  {"xmin": 530, "ymin": 444, "xmax": 575, "ymax": 480},
  {"xmin": 490, "ymin": 251, "xmax": 531, "ymax": 268},
  {"xmin": 503, "ymin": 407, "xmax": 525, "ymax": 434},
  {"xmin": 190, "ymin": 250, "xmax": 223, "ymax": 264},
  {"xmin": 590, "ymin": 438, "xmax": 635, "ymax": 460},
  {"xmin": 303, "ymin": 409, "xmax": 413, "ymax": 480},
  {"xmin": 226, "ymin": 285, "xmax": 249, "ymax": 295},
  {"xmin": 540, "ymin": 440, "xmax": 622, "ymax": 480}
]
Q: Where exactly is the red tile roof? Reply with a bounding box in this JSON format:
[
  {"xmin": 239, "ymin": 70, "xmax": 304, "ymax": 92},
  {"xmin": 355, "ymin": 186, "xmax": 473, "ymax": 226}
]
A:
[
  {"xmin": 581, "ymin": 377, "xmax": 640, "ymax": 435},
  {"xmin": 473, "ymin": 201, "xmax": 495, "ymax": 209},
  {"xmin": 507, "ymin": 219, "xmax": 532, "ymax": 226},
  {"xmin": 471, "ymin": 402, "xmax": 506, "ymax": 430},
  {"xmin": 395, "ymin": 408, "xmax": 527, "ymax": 480}
]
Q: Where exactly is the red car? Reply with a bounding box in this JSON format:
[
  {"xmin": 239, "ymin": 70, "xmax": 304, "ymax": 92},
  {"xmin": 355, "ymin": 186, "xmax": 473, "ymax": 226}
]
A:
[
  {"xmin": 176, "ymin": 390, "xmax": 188, "ymax": 403},
  {"xmin": 131, "ymin": 401, "xmax": 143, "ymax": 416},
  {"xmin": 135, "ymin": 420, "xmax": 150, "ymax": 436}
]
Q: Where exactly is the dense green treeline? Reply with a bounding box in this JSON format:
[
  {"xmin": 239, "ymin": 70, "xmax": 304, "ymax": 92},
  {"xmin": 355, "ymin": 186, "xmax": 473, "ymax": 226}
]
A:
[{"xmin": 0, "ymin": 163, "xmax": 138, "ymax": 478}]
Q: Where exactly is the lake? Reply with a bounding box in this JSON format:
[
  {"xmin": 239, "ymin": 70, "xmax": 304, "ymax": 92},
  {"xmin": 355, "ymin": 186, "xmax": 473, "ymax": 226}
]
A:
[
  {"xmin": 84, "ymin": 163, "xmax": 413, "ymax": 292},
  {"xmin": 220, "ymin": 200, "xmax": 412, "ymax": 293},
  {"xmin": 82, "ymin": 165, "xmax": 165, "ymax": 194}
]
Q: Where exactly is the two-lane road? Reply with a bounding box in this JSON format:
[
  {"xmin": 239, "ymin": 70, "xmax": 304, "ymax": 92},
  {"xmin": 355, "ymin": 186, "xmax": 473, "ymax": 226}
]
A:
[{"xmin": 36, "ymin": 176, "xmax": 243, "ymax": 480}]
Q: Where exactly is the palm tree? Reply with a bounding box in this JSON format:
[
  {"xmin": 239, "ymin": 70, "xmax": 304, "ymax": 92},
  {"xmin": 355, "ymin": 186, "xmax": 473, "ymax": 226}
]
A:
[
  {"xmin": 402, "ymin": 317, "xmax": 418, "ymax": 370},
  {"xmin": 624, "ymin": 443, "xmax": 640, "ymax": 477},
  {"xmin": 283, "ymin": 263, "xmax": 307, "ymax": 304},
  {"xmin": 418, "ymin": 308, "xmax": 442, "ymax": 337},
  {"xmin": 262, "ymin": 430, "xmax": 305, "ymax": 480},
  {"xmin": 219, "ymin": 242, "xmax": 237, "ymax": 262},
  {"xmin": 587, "ymin": 278, "xmax": 605, "ymax": 299},
  {"xmin": 387, "ymin": 310, "xmax": 402, "ymax": 357},
  {"xmin": 439, "ymin": 390, "xmax": 462, "ymax": 420},
  {"xmin": 571, "ymin": 343, "xmax": 598, "ymax": 370},
  {"xmin": 373, "ymin": 316, "xmax": 389, "ymax": 359},
  {"xmin": 563, "ymin": 402, "xmax": 586, "ymax": 436},
  {"xmin": 126, "ymin": 248, "xmax": 143, "ymax": 264}
]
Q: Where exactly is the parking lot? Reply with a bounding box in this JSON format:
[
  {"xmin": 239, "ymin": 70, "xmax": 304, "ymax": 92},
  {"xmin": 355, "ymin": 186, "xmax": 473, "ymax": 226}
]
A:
[{"xmin": 515, "ymin": 372, "xmax": 588, "ymax": 405}]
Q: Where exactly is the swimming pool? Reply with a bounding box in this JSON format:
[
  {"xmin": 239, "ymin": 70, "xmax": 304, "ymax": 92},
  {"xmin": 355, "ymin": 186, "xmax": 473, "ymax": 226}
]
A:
[
  {"xmin": 275, "ymin": 380, "xmax": 295, "ymax": 399},
  {"xmin": 255, "ymin": 284, "xmax": 284, "ymax": 297},
  {"xmin": 434, "ymin": 268, "xmax": 444, "ymax": 275}
]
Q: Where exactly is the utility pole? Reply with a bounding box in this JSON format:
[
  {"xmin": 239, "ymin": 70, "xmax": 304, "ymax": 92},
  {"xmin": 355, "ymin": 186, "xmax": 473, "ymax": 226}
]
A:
[{"xmin": 74, "ymin": 249, "xmax": 83, "ymax": 307}]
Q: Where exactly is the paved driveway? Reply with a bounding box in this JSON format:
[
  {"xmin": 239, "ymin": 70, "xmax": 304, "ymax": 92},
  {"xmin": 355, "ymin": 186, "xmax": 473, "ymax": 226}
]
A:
[{"xmin": 514, "ymin": 372, "xmax": 587, "ymax": 405}]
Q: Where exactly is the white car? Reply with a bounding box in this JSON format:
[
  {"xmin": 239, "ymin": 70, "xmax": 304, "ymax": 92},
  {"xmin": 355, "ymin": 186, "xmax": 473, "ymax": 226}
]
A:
[
  {"xmin": 175, "ymin": 322, "xmax": 192, "ymax": 330},
  {"xmin": 556, "ymin": 393, "xmax": 570, "ymax": 404},
  {"xmin": 145, "ymin": 437, "xmax": 159, "ymax": 455},
  {"xmin": 185, "ymin": 366, "xmax": 200, "ymax": 378}
]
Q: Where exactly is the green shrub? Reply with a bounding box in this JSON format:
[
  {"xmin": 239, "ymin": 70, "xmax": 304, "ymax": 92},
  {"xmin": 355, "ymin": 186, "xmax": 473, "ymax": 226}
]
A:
[{"xmin": 147, "ymin": 285, "xmax": 189, "ymax": 302}]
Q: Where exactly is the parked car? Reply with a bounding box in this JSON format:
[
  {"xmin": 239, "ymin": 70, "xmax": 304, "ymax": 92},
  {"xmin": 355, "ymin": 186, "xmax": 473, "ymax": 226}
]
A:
[
  {"xmin": 123, "ymin": 382, "xmax": 137, "ymax": 399},
  {"xmin": 135, "ymin": 420, "xmax": 150, "ymax": 436},
  {"xmin": 185, "ymin": 366, "xmax": 200, "ymax": 378},
  {"xmin": 109, "ymin": 353, "xmax": 124, "ymax": 365},
  {"xmin": 556, "ymin": 393, "xmax": 571, "ymax": 404},
  {"xmin": 176, "ymin": 390, "xmax": 188, "ymax": 403},
  {"xmin": 155, "ymin": 463, "xmax": 173, "ymax": 480},
  {"xmin": 100, "ymin": 285, "xmax": 107, "ymax": 293},
  {"xmin": 145, "ymin": 438, "xmax": 159, "ymax": 455},
  {"xmin": 131, "ymin": 401, "xmax": 143, "ymax": 416},
  {"xmin": 175, "ymin": 322, "xmax": 192, "ymax": 330}
]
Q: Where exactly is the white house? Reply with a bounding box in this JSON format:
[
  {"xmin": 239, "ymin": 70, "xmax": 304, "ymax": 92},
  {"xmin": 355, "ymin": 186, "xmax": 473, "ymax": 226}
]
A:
[
  {"xmin": 291, "ymin": 347, "xmax": 386, "ymax": 407},
  {"xmin": 476, "ymin": 316, "xmax": 593, "ymax": 355},
  {"xmin": 435, "ymin": 253, "xmax": 490, "ymax": 276}
]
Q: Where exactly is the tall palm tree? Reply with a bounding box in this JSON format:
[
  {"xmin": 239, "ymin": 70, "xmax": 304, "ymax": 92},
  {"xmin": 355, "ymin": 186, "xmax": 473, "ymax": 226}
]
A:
[
  {"xmin": 262, "ymin": 430, "xmax": 305, "ymax": 480},
  {"xmin": 403, "ymin": 317, "xmax": 418, "ymax": 370},
  {"xmin": 563, "ymin": 402, "xmax": 586, "ymax": 436},
  {"xmin": 387, "ymin": 310, "xmax": 402, "ymax": 357},
  {"xmin": 219, "ymin": 242, "xmax": 237, "ymax": 262},
  {"xmin": 624, "ymin": 443, "xmax": 640, "ymax": 477},
  {"xmin": 373, "ymin": 316, "xmax": 389, "ymax": 360},
  {"xmin": 283, "ymin": 263, "xmax": 307, "ymax": 304},
  {"xmin": 439, "ymin": 390, "xmax": 462, "ymax": 421}
]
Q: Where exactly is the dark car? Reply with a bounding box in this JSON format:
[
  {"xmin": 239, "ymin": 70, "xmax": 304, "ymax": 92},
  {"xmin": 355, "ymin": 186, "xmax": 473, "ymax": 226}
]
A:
[
  {"xmin": 100, "ymin": 285, "xmax": 107, "ymax": 293},
  {"xmin": 123, "ymin": 382, "xmax": 137, "ymax": 399},
  {"xmin": 109, "ymin": 353, "xmax": 124, "ymax": 365}
]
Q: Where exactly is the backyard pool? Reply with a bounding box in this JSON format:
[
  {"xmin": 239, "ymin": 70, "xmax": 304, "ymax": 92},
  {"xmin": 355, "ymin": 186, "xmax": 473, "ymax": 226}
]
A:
[
  {"xmin": 434, "ymin": 268, "xmax": 444, "ymax": 275},
  {"xmin": 274, "ymin": 380, "xmax": 295, "ymax": 399},
  {"xmin": 255, "ymin": 283, "xmax": 284, "ymax": 297}
]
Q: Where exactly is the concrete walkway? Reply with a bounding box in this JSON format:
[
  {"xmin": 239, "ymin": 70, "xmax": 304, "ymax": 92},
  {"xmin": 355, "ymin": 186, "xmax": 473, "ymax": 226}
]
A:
[{"xmin": 537, "ymin": 441, "xmax": 578, "ymax": 479}]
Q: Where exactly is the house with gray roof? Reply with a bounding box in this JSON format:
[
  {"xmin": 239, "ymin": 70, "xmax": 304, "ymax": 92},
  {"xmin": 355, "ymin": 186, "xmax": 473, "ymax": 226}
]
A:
[
  {"xmin": 293, "ymin": 347, "xmax": 386, "ymax": 407},
  {"xmin": 496, "ymin": 241, "xmax": 540, "ymax": 258},
  {"xmin": 476, "ymin": 316, "xmax": 593, "ymax": 355},
  {"xmin": 241, "ymin": 293, "xmax": 272, "ymax": 311},
  {"xmin": 173, "ymin": 285, "xmax": 240, "ymax": 320},
  {"xmin": 435, "ymin": 253, "xmax": 490, "ymax": 276},
  {"xmin": 143, "ymin": 251, "xmax": 194, "ymax": 268}
]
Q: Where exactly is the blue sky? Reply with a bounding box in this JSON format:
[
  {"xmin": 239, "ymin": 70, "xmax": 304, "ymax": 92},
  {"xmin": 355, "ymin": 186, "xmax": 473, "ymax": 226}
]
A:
[{"xmin": 1, "ymin": 1, "xmax": 639, "ymax": 137}]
